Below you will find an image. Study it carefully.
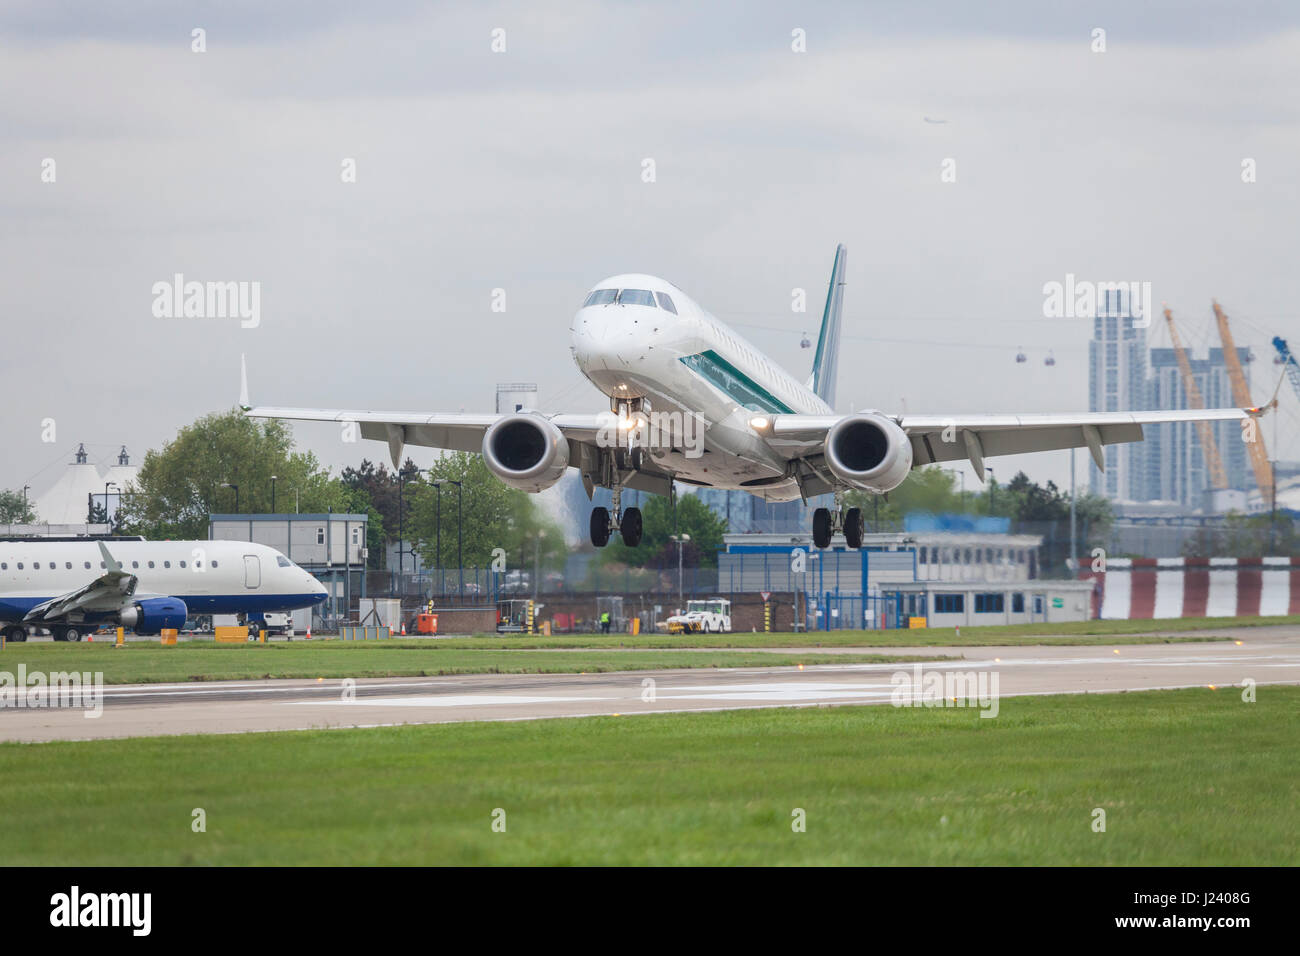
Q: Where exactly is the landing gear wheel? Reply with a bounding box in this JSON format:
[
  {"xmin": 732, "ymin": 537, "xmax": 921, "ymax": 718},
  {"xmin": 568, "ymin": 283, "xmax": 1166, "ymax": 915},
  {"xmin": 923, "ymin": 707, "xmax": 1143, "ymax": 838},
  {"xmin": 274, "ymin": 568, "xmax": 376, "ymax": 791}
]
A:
[
  {"xmin": 620, "ymin": 507, "xmax": 643, "ymax": 547},
  {"xmin": 812, "ymin": 507, "xmax": 833, "ymax": 549},
  {"xmin": 590, "ymin": 507, "xmax": 611, "ymax": 548},
  {"xmin": 3, "ymin": 625, "xmax": 27, "ymax": 643},
  {"xmin": 60, "ymin": 625, "xmax": 83, "ymax": 642},
  {"xmin": 844, "ymin": 508, "xmax": 864, "ymax": 550}
]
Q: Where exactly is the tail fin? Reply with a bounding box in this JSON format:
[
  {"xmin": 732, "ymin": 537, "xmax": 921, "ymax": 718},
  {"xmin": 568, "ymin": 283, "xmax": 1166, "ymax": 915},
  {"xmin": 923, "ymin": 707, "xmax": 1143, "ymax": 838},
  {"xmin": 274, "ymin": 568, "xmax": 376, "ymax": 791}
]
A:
[{"xmin": 807, "ymin": 244, "xmax": 846, "ymax": 409}]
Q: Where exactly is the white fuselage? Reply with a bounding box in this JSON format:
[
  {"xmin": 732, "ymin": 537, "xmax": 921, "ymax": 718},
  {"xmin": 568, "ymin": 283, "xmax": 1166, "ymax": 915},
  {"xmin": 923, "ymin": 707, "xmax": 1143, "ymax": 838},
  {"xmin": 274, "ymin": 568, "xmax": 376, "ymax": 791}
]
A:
[
  {"xmin": 0, "ymin": 540, "xmax": 328, "ymax": 624},
  {"xmin": 570, "ymin": 273, "xmax": 830, "ymax": 499}
]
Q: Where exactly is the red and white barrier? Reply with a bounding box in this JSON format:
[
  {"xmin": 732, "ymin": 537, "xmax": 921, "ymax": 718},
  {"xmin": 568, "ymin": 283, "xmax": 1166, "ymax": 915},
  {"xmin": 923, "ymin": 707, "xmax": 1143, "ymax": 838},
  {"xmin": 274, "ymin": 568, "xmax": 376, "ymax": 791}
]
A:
[{"xmin": 1088, "ymin": 557, "xmax": 1300, "ymax": 619}]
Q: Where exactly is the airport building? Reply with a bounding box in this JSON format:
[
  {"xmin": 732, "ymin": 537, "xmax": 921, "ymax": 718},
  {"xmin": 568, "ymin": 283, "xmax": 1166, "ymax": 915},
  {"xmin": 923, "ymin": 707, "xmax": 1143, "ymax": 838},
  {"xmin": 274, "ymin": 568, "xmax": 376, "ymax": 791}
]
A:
[
  {"xmin": 208, "ymin": 513, "xmax": 369, "ymax": 626},
  {"xmin": 32, "ymin": 444, "xmax": 139, "ymax": 526}
]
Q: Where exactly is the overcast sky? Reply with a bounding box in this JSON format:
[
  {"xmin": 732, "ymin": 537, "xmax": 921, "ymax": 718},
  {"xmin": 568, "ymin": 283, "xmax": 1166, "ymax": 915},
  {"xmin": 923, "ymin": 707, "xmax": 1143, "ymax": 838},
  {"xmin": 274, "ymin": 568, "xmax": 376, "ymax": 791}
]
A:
[{"xmin": 3, "ymin": 0, "xmax": 1298, "ymax": 507}]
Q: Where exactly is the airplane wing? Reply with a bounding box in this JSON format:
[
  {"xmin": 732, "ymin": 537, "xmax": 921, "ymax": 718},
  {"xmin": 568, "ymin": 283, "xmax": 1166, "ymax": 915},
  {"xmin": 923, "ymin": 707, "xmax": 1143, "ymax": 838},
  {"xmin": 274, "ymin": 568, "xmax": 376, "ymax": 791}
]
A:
[
  {"xmin": 23, "ymin": 542, "xmax": 140, "ymax": 622},
  {"xmin": 245, "ymin": 406, "xmax": 608, "ymax": 465},
  {"xmin": 770, "ymin": 407, "xmax": 1256, "ymax": 480},
  {"xmin": 244, "ymin": 405, "xmax": 678, "ymax": 496}
]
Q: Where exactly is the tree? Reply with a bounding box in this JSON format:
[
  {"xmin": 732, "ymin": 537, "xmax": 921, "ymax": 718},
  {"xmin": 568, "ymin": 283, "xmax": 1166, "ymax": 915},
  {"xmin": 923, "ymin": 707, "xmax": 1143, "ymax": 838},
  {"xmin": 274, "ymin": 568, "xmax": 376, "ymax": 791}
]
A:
[
  {"xmin": 598, "ymin": 492, "xmax": 728, "ymax": 569},
  {"xmin": 0, "ymin": 489, "xmax": 38, "ymax": 524},
  {"xmin": 1183, "ymin": 512, "xmax": 1299, "ymax": 558},
  {"xmin": 405, "ymin": 452, "xmax": 566, "ymax": 572},
  {"xmin": 117, "ymin": 408, "xmax": 350, "ymax": 539}
]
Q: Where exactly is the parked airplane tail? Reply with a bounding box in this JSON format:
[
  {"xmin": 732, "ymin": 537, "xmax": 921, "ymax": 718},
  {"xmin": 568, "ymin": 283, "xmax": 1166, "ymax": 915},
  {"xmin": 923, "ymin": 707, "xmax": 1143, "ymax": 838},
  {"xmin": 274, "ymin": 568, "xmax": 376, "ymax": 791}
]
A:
[{"xmin": 807, "ymin": 244, "xmax": 846, "ymax": 409}]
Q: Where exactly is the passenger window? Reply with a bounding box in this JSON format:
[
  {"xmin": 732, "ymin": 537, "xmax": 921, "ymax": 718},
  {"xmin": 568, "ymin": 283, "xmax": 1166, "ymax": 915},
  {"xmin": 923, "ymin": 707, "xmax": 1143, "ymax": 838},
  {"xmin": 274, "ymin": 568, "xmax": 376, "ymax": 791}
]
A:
[
  {"xmin": 211, "ymin": 560, "xmax": 218, "ymax": 568},
  {"xmin": 655, "ymin": 292, "xmax": 677, "ymax": 314},
  {"xmin": 164, "ymin": 561, "xmax": 170, "ymax": 568},
  {"xmin": 84, "ymin": 561, "xmax": 91, "ymax": 569},
  {"xmin": 179, "ymin": 561, "xmax": 186, "ymax": 568},
  {"xmin": 148, "ymin": 561, "xmax": 155, "ymax": 568},
  {"xmin": 18, "ymin": 563, "xmax": 24, "ymax": 570},
  {"xmin": 1, "ymin": 563, "xmax": 6, "ymax": 570},
  {"xmin": 618, "ymin": 289, "xmax": 656, "ymax": 307},
  {"xmin": 132, "ymin": 561, "xmax": 139, "ymax": 569},
  {"xmin": 100, "ymin": 561, "xmax": 106, "ymax": 569},
  {"xmin": 584, "ymin": 289, "xmax": 618, "ymax": 306},
  {"xmin": 65, "ymin": 561, "xmax": 72, "ymax": 569}
]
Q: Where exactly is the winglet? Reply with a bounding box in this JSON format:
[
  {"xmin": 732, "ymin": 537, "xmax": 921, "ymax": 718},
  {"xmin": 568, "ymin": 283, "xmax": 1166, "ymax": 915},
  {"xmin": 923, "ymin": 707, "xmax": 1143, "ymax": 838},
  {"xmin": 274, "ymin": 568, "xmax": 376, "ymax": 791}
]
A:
[
  {"xmin": 239, "ymin": 353, "xmax": 251, "ymax": 411},
  {"xmin": 98, "ymin": 541, "xmax": 121, "ymax": 573}
]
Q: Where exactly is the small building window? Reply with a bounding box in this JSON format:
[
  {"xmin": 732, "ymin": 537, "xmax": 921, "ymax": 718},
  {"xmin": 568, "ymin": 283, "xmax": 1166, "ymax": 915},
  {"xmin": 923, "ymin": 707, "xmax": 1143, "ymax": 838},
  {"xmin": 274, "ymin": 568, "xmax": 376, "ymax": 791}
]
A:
[
  {"xmin": 1012, "ymin": 593, "xmax": 1025, "ymax": 613},
  {"xmin": 317, "ymin": 528, "xmax": 325, "ymax": 545},
  {"xmin": 975, "ymin": 593, "xmax": 1005, "ymax": 613},
  {"xmin": 934, "ymin": 593, "xmax": 964, "ymax": 613},
  {"xmin": 919, "ymin": 548, "xmax": 927, "ymax": 565}
]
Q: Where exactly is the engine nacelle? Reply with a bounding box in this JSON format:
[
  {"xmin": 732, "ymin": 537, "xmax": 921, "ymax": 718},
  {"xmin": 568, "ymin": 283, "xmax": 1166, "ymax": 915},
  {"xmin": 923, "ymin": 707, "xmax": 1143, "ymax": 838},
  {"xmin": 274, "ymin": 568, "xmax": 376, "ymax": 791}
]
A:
[
  {"xmin": 482, "ymin": 414, "xmax": 571, "ymax": 493},
  {"xmin": 119, "ymin": 597, "xmax": 188, "ymax": 635},
  {"xmin": 824, "ymin": 412, "xmax": 913, "ymax": 494}
]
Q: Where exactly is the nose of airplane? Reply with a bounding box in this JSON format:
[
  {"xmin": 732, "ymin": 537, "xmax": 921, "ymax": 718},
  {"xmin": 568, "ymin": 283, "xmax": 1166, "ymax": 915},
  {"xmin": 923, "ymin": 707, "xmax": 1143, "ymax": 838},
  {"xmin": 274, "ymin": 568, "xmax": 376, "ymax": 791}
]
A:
[{"xmin": 307, "ymin": 573, "xmax": 328, "ymax": 603}]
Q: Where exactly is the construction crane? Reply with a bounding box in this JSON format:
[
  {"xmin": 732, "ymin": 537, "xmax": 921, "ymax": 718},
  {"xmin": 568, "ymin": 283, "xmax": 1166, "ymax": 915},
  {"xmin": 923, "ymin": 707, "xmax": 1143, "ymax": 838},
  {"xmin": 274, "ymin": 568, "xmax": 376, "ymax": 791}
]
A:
[
  {"xmin": 1274, "ymin": 337, "xmax": 1300, "ymax": 404},
  {"xmin": 1163, "ymin": 307, "xmax": 1228, "ymax": 489},
  {"xmin": 1211, "ymin": 301, "xmax": 1274, "ymax": 503}
]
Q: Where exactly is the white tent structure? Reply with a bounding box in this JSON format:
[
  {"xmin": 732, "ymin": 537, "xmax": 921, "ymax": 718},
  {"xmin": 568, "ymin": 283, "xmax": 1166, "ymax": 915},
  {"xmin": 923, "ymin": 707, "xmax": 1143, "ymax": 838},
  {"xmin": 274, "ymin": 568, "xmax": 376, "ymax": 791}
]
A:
[{"xmin": 31, "ymin": 444, "xmax": 139, "ymax": 526}]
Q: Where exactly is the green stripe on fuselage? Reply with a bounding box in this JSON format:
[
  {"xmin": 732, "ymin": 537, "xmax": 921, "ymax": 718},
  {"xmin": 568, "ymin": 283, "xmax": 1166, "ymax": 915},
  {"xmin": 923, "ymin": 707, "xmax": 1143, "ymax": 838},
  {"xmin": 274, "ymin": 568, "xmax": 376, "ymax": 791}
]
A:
[{"xmin": 679, "ymin": 350, "xmax": 795, "ymax": 415}]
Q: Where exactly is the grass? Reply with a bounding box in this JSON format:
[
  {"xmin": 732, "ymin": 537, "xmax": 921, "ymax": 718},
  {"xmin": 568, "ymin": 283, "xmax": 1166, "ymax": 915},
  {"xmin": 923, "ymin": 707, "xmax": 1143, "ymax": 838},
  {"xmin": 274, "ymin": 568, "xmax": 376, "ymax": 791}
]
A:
[
  {"xmin": 0, "ymin": 641, "xmax": 935, "ymax": 684},
  {"xmin": 0, "ymin": 686, "xmax": 1295, "ymax": 865}
]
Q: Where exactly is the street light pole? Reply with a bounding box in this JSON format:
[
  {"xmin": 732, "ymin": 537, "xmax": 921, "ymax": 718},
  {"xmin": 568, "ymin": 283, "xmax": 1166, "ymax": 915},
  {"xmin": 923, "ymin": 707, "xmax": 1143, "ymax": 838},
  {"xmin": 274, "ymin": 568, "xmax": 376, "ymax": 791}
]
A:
[
  {"xmin": 670, "ymin": 533, "xmax": 691, "ymax": 606},
  {"xmin": 221, "ymin": 482, "xmax": 239, "ymax": 514},
  {"xmin": 986, "ymin": 467, "xmax": 995, "ymax": 515},
  {"xmin": 270, "ymin": 475, "xmax": 277, "ymax": 513}
]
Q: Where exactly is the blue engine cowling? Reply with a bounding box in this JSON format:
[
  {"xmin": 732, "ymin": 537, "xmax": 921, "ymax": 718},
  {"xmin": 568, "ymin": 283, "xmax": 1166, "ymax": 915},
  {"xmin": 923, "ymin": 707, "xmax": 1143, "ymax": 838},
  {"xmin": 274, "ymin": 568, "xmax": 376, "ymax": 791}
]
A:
[{"xmin": 119, "ymin": 597, "xmax": 188, "ymax": 635}]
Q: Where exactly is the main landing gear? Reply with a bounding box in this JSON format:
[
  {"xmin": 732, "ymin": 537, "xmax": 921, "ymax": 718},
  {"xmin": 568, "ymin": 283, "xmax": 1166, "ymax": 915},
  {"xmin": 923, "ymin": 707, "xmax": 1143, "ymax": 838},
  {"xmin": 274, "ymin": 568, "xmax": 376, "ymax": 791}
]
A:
[
  {"xmin": 811, "ymin": 495, "xmax": 865, "ymax": 550},
  {"xmin": 590, "ymin": 486, "xmax": 643, "ymax": 548}
]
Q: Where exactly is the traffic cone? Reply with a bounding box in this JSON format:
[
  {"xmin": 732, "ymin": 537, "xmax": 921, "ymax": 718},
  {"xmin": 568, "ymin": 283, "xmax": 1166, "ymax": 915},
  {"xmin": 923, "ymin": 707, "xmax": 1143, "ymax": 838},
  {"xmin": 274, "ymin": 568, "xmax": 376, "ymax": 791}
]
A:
[
  {"xmin": 401, "ymin": 622, "xmax": 406, "ymax": 636},
  {"xmin": 305, "ymin": 624, "xmax": 312, "ymax": 640}
]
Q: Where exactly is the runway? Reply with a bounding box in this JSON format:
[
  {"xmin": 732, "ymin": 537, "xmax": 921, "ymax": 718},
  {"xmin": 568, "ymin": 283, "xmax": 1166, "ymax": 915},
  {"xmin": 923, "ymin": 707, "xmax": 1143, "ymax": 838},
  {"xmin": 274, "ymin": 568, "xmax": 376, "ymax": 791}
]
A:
[{"xmin": 2, "ymin": 633, "xmax": 1298, "ymax": 743}]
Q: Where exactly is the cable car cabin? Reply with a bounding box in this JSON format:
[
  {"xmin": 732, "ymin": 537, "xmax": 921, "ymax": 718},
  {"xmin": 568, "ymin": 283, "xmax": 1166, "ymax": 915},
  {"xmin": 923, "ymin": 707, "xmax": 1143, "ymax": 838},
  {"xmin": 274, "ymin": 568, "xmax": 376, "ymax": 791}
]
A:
[{"xmin": 496, "ymin": 599, "xmax": 534, "ymax": 634}]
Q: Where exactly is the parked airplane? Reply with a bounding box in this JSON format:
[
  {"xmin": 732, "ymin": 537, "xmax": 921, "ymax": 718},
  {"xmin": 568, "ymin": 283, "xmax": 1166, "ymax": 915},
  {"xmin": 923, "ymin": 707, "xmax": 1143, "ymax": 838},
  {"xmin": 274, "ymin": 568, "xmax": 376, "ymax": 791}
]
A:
[
  {"xmin": 245, "ymin": 245, "xmax": 1257, "ymax": 550},
  {"xmin": 0, "ymin": 538, "xmax": 327, "ymax": 642}
]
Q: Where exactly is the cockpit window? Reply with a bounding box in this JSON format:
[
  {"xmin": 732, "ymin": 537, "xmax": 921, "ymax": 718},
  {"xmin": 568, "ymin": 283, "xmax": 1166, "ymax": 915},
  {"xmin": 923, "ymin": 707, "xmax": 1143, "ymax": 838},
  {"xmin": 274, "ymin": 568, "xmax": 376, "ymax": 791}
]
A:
[
  {"xmin": 655, "ymin": 292, "xmax": 677, "ymax": 314},
  {"xmin": 277, "ymin": 556, "xmax": 292, "ymax": 568},
  {"xmin": 584, "ymin": 289, "xmax": 618, "ymax": 306},
  {"xmin": 618, "ymin": 289, "xmax": 656, "ymax": 307}
]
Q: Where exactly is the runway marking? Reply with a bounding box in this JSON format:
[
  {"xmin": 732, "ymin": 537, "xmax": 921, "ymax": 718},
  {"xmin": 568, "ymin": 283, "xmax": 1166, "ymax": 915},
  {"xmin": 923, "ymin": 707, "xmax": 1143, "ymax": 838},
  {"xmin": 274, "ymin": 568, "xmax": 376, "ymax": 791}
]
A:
[{"xmin": 287, "ymin": 694, "xmax": 615, "ymax": 708}]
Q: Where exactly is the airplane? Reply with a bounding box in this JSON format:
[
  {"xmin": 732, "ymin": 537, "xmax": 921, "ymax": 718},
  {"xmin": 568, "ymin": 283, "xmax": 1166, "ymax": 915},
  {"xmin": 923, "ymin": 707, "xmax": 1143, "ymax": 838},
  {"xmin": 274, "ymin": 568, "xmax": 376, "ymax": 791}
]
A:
[
  {"xmin": 244, "ymin": 245, "xmax": 1257, "ymax": 551},
  {"xmin": 0, "ymin": 538, "xmax": 328, "ymax": 642}
]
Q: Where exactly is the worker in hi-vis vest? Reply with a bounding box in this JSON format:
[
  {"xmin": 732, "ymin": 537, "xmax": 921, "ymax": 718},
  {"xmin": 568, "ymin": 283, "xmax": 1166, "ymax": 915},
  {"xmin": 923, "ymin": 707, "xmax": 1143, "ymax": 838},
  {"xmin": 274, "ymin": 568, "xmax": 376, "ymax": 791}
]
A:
[{"xmin": 600, "ymin": 610, "xmax": 611, "ymax": 634}]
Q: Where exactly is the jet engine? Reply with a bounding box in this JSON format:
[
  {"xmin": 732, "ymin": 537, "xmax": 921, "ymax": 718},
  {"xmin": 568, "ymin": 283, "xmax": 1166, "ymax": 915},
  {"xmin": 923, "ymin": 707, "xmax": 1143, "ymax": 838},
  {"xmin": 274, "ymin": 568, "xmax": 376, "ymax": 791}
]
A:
[
  {"xmin": 119, "ymin": 597, "xmax": 188, "ymax": 635},
  {"xmin": 482, "ymin": 414, "xmax": 571, "ymax": 493},
  {"xmin": 823, "ymin": 412, "xmax": 913, "ymax": 494}
]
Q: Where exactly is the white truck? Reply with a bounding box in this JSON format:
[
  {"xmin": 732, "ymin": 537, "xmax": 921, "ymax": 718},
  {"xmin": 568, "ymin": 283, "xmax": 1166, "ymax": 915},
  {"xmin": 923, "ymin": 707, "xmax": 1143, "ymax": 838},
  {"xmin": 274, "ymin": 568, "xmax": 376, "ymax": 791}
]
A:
[{"xmin": 665, "ymin": 599, "xmax": 732, "ymax": 634}]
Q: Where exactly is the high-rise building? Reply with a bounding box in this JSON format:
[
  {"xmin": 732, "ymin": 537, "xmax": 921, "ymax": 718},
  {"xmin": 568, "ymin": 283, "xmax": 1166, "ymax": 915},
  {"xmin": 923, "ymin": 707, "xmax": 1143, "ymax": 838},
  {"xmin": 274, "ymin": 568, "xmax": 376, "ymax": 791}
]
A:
[
  {"xmin": 1143, "ymin": 348, "xmax": 1251, "ymax": 505},
  {"xmin": 1088, "ymin": 291, "xmax": 1148, "ymax": 500}
]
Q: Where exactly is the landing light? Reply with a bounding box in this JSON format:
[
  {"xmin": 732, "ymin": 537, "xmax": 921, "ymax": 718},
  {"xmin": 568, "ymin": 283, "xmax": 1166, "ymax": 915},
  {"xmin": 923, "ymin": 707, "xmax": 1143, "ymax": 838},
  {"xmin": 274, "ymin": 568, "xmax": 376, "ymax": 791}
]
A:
[{"xmin": 750, "ymin": 416, "xmax": 771, "ymax": 430}]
